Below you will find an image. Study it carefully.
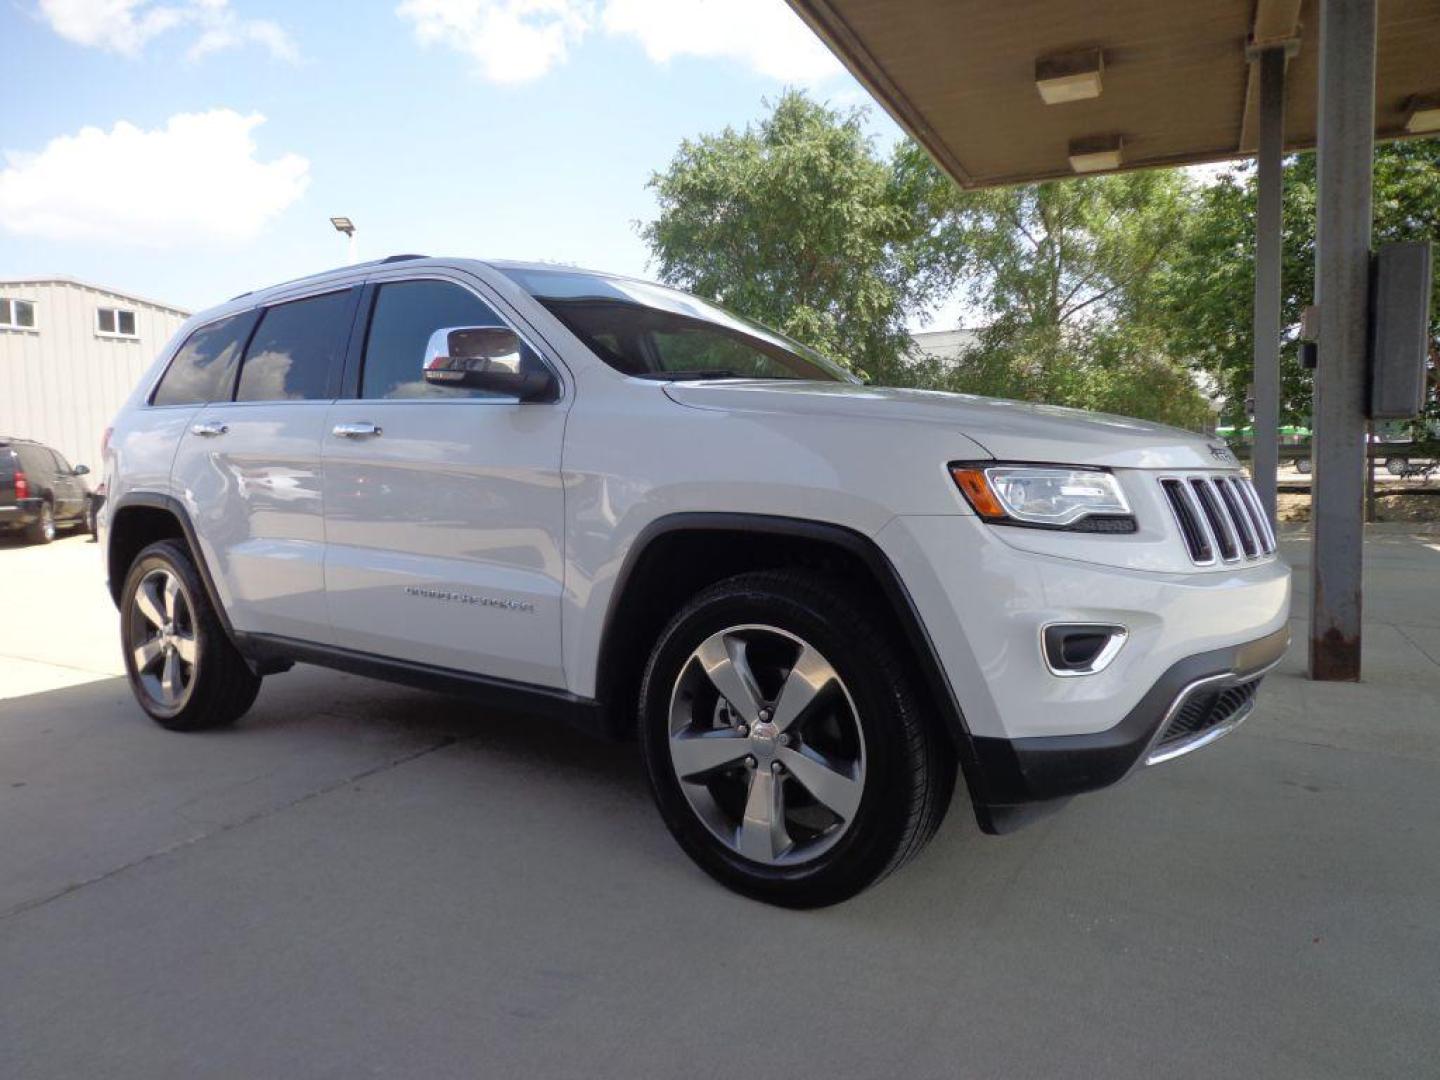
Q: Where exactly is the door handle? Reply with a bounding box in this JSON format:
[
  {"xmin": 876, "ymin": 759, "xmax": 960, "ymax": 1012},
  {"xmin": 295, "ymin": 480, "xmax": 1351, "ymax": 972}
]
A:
[
  {"xmin": 332, "ymin": 422, "xmax": 382, "ymax": 439},
  {"xmin": 191, "ymin": 421, "xmax": 228, "ymax": 437}
]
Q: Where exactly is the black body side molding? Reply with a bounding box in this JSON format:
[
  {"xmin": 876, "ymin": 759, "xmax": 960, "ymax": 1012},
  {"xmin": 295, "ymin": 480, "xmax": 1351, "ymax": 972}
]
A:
[{"xmin": 236, "ymin": 634, "xmax": 607, "ymax": 736}]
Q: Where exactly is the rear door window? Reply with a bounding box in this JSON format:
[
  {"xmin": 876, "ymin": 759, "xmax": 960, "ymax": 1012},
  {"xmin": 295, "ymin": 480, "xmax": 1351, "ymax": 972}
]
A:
[
  {"xmin": 236, "ymin": 290, "xmax": 354, "ymax": 402},
  {"xmin": 16, "ymin": 446, "xmax": 49, "ymax": 477},
  {"xmin": 151, "ymin": 312, "xmax": 257, "ymax": 407}
]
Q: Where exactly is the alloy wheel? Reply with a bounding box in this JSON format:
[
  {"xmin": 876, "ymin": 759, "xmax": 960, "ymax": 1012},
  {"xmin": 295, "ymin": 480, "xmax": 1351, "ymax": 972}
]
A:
[
  {"xmin": 128, "ymin": 567, "xmax": 198, "ymax": 710},
  {"xmin": 667, "ymin": 624, "xmax": 866, "ymax": 866}
]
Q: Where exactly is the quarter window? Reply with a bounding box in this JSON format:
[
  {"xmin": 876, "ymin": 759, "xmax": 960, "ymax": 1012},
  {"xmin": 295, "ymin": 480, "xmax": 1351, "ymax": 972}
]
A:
[
  {"xmin": 151, "ymin": 312, "xmax": 257, "ymax": 407},
  {"xmin": 360, "ymin": 279, "xmax": 513, "ymax": 400},
  {"xmin": 235, "ymin": 291, "xmax": 353, "ymax": 402},
  {"xmin": 97, "ymin": 307, "xmax": 138, "ymax": 337},
  {"xmin": 0, "ymin": 298, "xmax": 37, "ymax": 330}
]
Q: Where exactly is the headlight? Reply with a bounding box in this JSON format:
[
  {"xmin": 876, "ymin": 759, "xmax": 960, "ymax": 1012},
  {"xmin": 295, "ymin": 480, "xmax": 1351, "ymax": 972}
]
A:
[{"xmin": 950, "ymin": 464, "xmax": 1135, "ymax": 532}]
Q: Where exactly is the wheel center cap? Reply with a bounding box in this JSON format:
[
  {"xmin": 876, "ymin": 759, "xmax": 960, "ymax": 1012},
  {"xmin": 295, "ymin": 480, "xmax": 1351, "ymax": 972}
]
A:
[{"xmin": 749, "ymin": 720, "xmax": 780, "ymax": 758}]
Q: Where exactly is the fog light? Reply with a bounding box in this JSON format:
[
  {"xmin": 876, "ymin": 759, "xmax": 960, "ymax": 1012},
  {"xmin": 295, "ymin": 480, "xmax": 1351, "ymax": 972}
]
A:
[{"xmin": 1042, "ymin": 624, "xmax": 1128, "ymax": 676}]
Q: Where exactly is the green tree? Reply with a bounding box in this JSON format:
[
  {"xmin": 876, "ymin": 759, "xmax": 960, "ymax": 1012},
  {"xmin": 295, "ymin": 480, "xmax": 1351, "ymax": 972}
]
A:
[
  {"xmin": 642, "ymin": 91, "xmax": 948, "ymax": 384},
  {"xmin": 893, "ymin": 151, "xmax": 1214, "ymax": 427},
  {"xmin": 1149, "ymin": 139, "xmax": 1440, "ymax": 431}
]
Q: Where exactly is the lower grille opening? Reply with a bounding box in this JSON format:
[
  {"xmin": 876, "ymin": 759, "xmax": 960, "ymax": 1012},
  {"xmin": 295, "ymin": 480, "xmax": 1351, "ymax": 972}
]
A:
[{"xmin": 1151, "ymin": 676, "xmax": 1261, "ymax": 757}]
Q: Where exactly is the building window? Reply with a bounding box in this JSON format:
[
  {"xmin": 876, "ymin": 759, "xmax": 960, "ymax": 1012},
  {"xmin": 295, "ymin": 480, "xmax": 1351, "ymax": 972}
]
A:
[
  {"xmin": 97, "ymin": 306, "xmax": 138, "ymax": 338},
  {"xmin": 0, "ymin": 298, "xmax": 37, "ymax": 330}
]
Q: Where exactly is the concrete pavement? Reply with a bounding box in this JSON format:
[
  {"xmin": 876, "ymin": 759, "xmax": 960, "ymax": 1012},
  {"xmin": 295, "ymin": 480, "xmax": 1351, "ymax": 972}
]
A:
[{"xmin": 1, "ymin": 528, "xmax": 1438, "ymax": 1079}]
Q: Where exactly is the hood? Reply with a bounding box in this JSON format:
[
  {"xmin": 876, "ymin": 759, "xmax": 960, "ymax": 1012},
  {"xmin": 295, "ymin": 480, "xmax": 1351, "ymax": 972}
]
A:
[{"xmin": 662, "ymin": 380, "xmax": 1232, "ymax": 470}]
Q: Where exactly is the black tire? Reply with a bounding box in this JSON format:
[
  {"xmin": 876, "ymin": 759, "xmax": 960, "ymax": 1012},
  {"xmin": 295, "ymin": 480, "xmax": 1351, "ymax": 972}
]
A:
[
  {"xmin": 120, "ymin": 539, "xmax": 261, "ymax": 732},
  {"xmin": 25, "ymin": 501, "xmax": 55, "ymax": 545},
  {"xmin": 1296, "ymin": 458, "xmax": 1312, "ymax": 475},
  {"xmin": 83, "ymin": 498, "xmax": 97, "ymax": 537},
  {"xmin": 638, "ymin": 569, "xmax": 955, "ymax": 908},
  {"xmin": 1385, "ymin": 456, "xmax": 1409, "ymax": 476}
]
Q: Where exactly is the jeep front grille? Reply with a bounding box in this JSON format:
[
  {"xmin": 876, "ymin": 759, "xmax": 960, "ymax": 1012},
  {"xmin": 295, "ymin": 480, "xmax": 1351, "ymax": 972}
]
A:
[{"xmin": 1160, "ymin": 474, "xmax": 1276, "ymax": 565}]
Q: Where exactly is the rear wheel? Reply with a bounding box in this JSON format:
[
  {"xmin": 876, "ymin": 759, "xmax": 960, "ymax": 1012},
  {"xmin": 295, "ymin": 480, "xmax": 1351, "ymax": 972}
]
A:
[
  {"xmin": 25, "ymin": 502, "xmax": 55, "ymax": 544},
  {"xmin": 1385, "ymin": 456, "xmax": 1409, "ymax": 476},
  {"xmin": 639, "ymin": 569, "xmax": 955, "ymax": 907},
  {"xmin": 120, "ymin": 540, "xmax": 261, "ymax": 731}
]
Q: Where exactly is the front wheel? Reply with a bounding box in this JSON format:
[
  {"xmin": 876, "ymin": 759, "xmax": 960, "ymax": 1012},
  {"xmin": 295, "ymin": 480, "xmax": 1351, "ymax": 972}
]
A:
[
  {"xmin": 1385, "ymin": 456, "xmax": 1410, "ymax": 476},
  {"xmin": 120, "ymin": 540, "xmax": 262, "ymax": 731},
  {"xmin": 638, "ymin": 570, "xmax": 955, "ymax": 907}
]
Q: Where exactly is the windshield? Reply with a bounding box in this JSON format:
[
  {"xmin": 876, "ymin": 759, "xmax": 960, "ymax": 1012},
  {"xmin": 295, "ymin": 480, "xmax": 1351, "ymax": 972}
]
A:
[{"xmin": 497, "ymin": 266, "xmax": 852, "ymax": 383}]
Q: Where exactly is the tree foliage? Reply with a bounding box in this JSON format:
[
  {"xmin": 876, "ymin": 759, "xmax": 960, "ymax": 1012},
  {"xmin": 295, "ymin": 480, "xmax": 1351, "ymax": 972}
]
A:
[
  {"xmin": 643, "ymin": 91, "xmax": 945, "ymax": 385},
  {"xmin": 893, "ymin": 150, "xmax": 1214, "ymax": 427},
  {"xmin": 1149, "ymin": 139, "xmax": 1440, "ymax": 430},
  {"xmin": 643, "ymin": 91, "xmax": 1440, "ymax": 434}
]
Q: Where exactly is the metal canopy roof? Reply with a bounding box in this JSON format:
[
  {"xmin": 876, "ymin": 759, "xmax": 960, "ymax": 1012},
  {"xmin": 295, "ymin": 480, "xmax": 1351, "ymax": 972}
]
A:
[{"xmin": 785, "ymin": 0, "xmax": 1440, "ymax": 188}]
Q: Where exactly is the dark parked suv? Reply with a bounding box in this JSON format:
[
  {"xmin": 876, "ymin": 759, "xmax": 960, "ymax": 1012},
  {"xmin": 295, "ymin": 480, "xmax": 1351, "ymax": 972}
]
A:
[{"xmin": 0, "ymin": 437, "xmax": 93, "ymax": 544}]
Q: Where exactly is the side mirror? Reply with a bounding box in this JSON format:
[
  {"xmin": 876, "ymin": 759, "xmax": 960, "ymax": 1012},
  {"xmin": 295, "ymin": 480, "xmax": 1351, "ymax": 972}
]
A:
[
  {"xmin": 73, "ymin": 464, "xmax": 90, "ymax": 476},
  {"xmin": 422, "ymin": 326, "xmax": 557, "ymax": 401}
]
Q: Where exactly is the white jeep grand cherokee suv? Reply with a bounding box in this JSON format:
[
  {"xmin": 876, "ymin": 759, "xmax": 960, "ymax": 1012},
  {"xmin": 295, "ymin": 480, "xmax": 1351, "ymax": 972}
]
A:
[{"xmin": 101, "ymin": 257, "xmax": 1290, "ymax": 907}]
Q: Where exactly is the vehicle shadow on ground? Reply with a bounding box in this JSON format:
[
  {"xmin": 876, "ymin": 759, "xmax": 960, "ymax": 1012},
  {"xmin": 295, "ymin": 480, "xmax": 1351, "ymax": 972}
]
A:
[{"xmin": 0, "ymin": 662, "xmax": 991, "ymax": 923}]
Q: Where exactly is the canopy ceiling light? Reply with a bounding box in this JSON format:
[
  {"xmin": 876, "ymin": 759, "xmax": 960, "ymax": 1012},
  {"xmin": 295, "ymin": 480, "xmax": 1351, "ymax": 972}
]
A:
[
  {"xmin": 1404, "ymin": 93, "xmax": 1440, "ymax": 134},
  {"xmin": 1035, "ymin": 47, "xmax": 1105, "ymax": 105},
  {"xmin": 1068, "ymin": 134, "xmax": 1124, "ymax": 173}
]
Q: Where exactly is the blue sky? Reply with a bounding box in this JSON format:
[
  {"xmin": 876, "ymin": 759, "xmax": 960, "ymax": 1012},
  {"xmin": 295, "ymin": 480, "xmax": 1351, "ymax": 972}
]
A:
[{"xmin": 1, "ymin": 0, "xmax": 926, "ymax": 320}]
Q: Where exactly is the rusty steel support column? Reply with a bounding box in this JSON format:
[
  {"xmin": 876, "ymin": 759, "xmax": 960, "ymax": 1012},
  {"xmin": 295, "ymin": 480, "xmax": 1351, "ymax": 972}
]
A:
[{"xmin": 1309, "ymin": 0, "xmax": 1376, "ymax": 680}]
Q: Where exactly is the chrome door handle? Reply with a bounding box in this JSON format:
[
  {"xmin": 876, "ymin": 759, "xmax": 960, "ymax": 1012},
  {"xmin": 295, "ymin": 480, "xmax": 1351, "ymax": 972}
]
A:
[
  {"xmin": 332, "ymin": 422, "xmax": 382, "ymax": 438},
  {"xmin": 190, "ymin": 421, "xmax": 228, "ymax": 437}
]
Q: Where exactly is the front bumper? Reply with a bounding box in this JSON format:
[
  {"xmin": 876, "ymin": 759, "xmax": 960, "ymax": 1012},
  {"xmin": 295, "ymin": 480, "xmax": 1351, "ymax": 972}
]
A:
[
  {"xmin": 971, "ymin": 624, "xmax": 1289, "ymax": 811},
  {"xmin": 875, "ymin": 513, "xmax": 1291, "ymax": 831}
]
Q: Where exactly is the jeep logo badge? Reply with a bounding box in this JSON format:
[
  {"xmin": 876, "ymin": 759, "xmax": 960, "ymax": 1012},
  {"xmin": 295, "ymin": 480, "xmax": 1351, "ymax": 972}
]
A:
[{"xmin": 1209, "ymin": 443, "xmax": 1237, "ymax": 465}]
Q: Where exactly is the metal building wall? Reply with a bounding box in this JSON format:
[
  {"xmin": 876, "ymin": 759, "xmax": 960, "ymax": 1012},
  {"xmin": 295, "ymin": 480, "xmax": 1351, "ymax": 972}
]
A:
[{"xmin": 0, "ymin": 279, "xmax": 187, "ymax": 468}]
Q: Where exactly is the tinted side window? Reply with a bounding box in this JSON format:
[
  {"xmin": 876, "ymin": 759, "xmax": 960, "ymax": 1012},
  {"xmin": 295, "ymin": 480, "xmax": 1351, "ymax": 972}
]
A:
[
  {"xmin": 151, "ymin": 313, "xmax": 256, "ymax": 407},
  {"xmin": 49, "ymin": 449, "xmax": 74, "ymax": 474},
  {"xmin": 16, "ymin": 446, "xmax": 51, "ymax": 478},
  {"xmin": 361, "ymin": 280, "xmax": 509, "ymax": 400},
  {"xmin": 236, "ymin": 291, "xmax": 352, "ymax": 402}
]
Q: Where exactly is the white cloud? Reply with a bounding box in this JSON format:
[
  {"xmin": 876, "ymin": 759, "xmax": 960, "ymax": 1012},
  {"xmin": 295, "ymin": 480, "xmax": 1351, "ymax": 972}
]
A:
[
  {"xmin": 37, "ymin": 0, "xmax": 298, "ymax": 61},
  {"xmin": 396, "ymin": 0, "xmax": 594, "ymax": 84},
  {"xmin": 395, "ymin": 0, "xmax": 843, "ymax": 85},
  {"xmin": 0, "ymin": 111, "xmax": 310, "ymax": 246},
  {"xmin": 602, "ymin": 0, "xmax": 842, "ymax": 82}
]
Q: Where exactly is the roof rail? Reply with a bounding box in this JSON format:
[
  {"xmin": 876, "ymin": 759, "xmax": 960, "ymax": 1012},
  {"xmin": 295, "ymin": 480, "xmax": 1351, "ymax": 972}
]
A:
[{"xmin": 381, "ymin": 254, "xmax": 429, "ymax": 263}]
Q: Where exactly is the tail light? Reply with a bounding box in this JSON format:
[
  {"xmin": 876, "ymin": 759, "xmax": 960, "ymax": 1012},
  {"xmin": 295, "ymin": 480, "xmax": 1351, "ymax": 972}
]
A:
[{"xmin": 14, "ymin": 468, "xmax": 29, "ymax": 500}]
